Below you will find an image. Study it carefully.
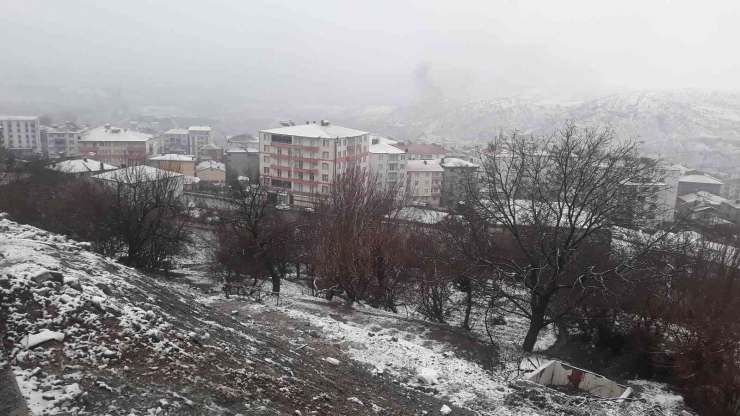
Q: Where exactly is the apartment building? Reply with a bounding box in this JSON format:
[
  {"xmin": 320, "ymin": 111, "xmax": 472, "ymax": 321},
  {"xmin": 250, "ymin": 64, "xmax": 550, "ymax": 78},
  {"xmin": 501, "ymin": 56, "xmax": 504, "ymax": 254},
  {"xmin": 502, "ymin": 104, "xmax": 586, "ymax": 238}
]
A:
[
  {"xmin": 224, "ymin": 148, "xmax": 259, "ymax": 183},
  {"xmin": 394, "ymin": 143, "xmax": 449, "ymax": 160},
  {"xmin": 162, "ymin": 128, "xmax": 190, "ymax": 154},
  {"xmin": 226, "ymin": 133, "xmax": 259, "ymax": 151},
  {"xmin": 196, "ymin": 160, "xmax": 226, "ymax": 183},
  {"xmin": 0, "ymin": 116, "xmax": 41, "ymax": 156},
  {"xmin": 47, "ymin": 122, "xmax": 88, "ymax": 158},
  {"xmin": 78, "ymin": 125, "xmax": 158, "ymax": 167},
  {"xmin": 188, "ymin": 126, "xmax": 213, "ymax": 156},
  {"xmin": 406, "ymin": 160, "xmax": 444, "ymax": 207},
  {"xmin": 149, "ymin": 154, "xmax": 196, "ymax": 176},
  {"xmin": 369, "ymin": 136, "xmax": 407, "ymax": 195},
  {"xmin": 259, "ymin": 121, "xmax": 370, "ymax": 206},
  {"xmin": 438, "ymin": 157, "xmax": 479, "ymax": 209}
]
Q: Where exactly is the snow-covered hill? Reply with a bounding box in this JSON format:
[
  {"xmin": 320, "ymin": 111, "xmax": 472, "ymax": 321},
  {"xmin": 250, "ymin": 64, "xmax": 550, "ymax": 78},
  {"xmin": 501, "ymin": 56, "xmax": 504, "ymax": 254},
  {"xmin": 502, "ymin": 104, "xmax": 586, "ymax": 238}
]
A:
[{"xmin": 351, "ymin": 89, "xmax": 740, "ymax": 169}]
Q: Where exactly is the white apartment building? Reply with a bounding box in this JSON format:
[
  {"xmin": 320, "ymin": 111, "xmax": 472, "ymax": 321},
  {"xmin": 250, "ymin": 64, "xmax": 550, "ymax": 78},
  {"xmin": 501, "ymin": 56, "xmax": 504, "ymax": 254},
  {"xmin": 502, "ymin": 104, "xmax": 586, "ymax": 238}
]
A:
[
  {"xmin": 162, "ymin": 128, "xmax": 190, "ymax": 154},
  {"xmin": 369, "ymin": 136, "xmax": 407, "ymax": 196},
  {"xmin": 406, "ymin": 160, "xmax": 444, "ymax": 207},
  {"xmin": 188, "ymin": 126, "xmax": 213, "ymax": 156},
  {"xmin": 1, "ymin": 116, "xmax": 41, "ymax": 156},
  {"xmin": 47, "ymin": 122, "xmax": 88, "ymax": 158},
  {"xmin": 78, "ymin": 125, "xmax": 158, "ymax": 167},
  {"xmin": 259, "ymin": 121, "xmax": 370, "ymax": 206}
]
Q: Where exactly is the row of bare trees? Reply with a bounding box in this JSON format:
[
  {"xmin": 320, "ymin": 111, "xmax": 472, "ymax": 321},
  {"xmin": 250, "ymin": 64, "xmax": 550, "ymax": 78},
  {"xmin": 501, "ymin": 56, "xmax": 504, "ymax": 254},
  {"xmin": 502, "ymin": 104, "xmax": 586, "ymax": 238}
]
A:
[{"xmin": 204, "ymin": 123, "xmax": 738, "ymax": 415}]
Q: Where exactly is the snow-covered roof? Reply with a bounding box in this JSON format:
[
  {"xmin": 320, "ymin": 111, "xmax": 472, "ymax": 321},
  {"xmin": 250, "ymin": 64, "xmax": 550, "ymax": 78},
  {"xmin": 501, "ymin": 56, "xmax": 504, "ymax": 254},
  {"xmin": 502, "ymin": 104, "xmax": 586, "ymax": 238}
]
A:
[
  {"xmin": 183, "ymin": 175, "xmax": 201, "ymax": 185},
  {"xmin": 0, "ymin": 116, "xmax": 38, "ymax": 121},
  {"xmin": 406, "ymin": 160, "xmax": 444, "ymax": 172},
  {"xmin": 196, "ymin": 161, "xmax": 226, "ymax": 172},
  {"xmin": 679, "ymin": 174, "xmax": 723, "ymax": 185},
  {"xmin": 188, "ymin": 126, "xmax": 212, "ymax": 132},
  {"xmin": 395, "ymin": 143, "xmax": 449, "ymax": 155},
  {"xmin": 201, "ymin": 143, "xmax": 222, "ymax": 150},
  {"xmin": 226, "ymin": 148, "xmax": 259, "ymax": 153},
  {"xmin": 438, "ymin": 157, "xmax": 479, "ymax": 168},
  {"xmin": 370, "ymin": 142, "xmax": 405, "ymax": 155},
  {"xmin": 260, "ymin": 124, "xmax": 368, "ymax": 139},
  {"xmin": 48, "ymin": 124, "xmax": 87, "ymax": 134},
  {"xmin": 370, "ymin": 134, "xmax": 398, "ymax": 145},
  {"xmin": 164, "ymin": 128, "xmax": 189, "ymax": 135},
  {"xmin": 149, "ymin": 154, "xmax": 196, "ymax": 162},
  {"xmin": 390, "ymin": 207, "xmax": 449, "ymax": 224},
  {"xmin": 92, "ymin": 165, "xmax": 182, "ymax": 183},
  {"xmin": 677, "ymin": 191, "xmax": 726, "ymax": 206},
  {"xmin": 48, "ymin": 158, "xmax": 117, "ymax": 174},
  {"xmin": 80, "ymin": 126, "xmax": 152, "ymax": 143}
]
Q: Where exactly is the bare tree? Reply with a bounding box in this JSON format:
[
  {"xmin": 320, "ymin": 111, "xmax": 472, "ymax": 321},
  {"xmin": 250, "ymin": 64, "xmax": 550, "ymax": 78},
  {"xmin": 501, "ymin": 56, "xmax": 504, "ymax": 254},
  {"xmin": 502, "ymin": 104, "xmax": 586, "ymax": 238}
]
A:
[{"xmin": 455, "ymin": 122, "xmax": 678, "ymax": 352}]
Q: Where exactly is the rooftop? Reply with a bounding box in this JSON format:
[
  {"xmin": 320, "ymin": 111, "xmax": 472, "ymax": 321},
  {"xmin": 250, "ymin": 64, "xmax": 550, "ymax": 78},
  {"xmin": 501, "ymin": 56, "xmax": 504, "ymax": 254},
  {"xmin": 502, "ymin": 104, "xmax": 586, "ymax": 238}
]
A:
[
  {"xmin": 149, "ymin": 154, "xmax": 196, "ymax": 162},
  {"xmin": 438, "ymin": 157, "xmax": 479, "ymax": 168},
  {"xmin": 92, "ymin": 165, "xmax": 182, "ymax": 183},
  {"xmin": 369, "ymin": 134, "xmax": 398, "ymax": 145},
  {"xmin": 679, "ymin": 174, "xmax": 723, "ymax": 185},
  {"xmin": 164, "ymin": 128, "xmax": 189, "ymax": 135},
  {"xmin": 80, "ymin": 126, "xmax": 152, "ymax": 142},
  {"xmin": 48, "ymin": 158, "xmax": 117, "ymax": 174},
  {"xmin": 395, "ymin": 143, "xmax": 449, "ymax": 155},
  {"xmin": 260, "ymin": 123, "xmax": 368, "ymax": 139},
  {"xmin": 370, "ymin": 142, "xmax": 405, "ymax": 155},
  {"xmin": 227, "ymin": 148, "xmax": 259, "ymax": 153},
  {"xmin": 0, "ymin": 116, "xmax": 39, "ymax": 121},
  {"xmin": 406, "ymin": 160, "xmax": 444, "ymax": 172},
  {"xmin": 201, "ymin": 143, "xmax": 222, "ymax": 150},
  {"xmin": 677, "ymin": 191, "xmax": 727, "ymax": 206},
  {"xmin": 196, "ymin": 160, "xmax": 226, "ymax": 172},
  {"xmin": 188, "ymin": 126, "xmax": 212, "ymax": 132}
]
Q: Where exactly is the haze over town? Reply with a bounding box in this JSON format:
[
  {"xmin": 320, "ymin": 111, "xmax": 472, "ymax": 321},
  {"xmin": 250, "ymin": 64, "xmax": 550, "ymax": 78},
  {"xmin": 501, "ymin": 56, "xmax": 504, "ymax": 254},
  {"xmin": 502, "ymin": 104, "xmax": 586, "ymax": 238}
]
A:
[{"xmin": 2, "ymin": 2, "xmax": 740, "ymax": 416}]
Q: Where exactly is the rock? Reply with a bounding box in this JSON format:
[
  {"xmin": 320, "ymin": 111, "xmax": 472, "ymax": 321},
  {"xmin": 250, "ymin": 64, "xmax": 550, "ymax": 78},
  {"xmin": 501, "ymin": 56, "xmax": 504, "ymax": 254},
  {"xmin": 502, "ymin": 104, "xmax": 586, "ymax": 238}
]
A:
[
  {"xmin": 440, "ymin": 404, "xmax": 452, "ymax": 415},
  {"xmin": 187, "ymin": 332, "xmax": 200, "ymax": 344},
  {"xmin": 335, "ymin": 342, "xmax": 349, "ymax": 351},
  {"xmin": 443, "ymin": 351, "xmax": 454, "ymax": 358},
  {"xmin": 64, "ymin": 383, "xmax": 82, "ymax": 399},
  {"xmin": 490, "ymin": 316, "xmax": 507, "ymax": 326},
  {"xmin": 102, "ymin": 349, "xmax": 118, "ymax": 359},
  {"xmin": 42, "ymin": 393, "xmax": 56, "ymax": 401},
  {"xmin": 63, "ymin": 276, "xmax": 82, "ymax": 291},
  {"xmin": 95, "ymin": 282, "xmax": 112, "ymax": 295},
  {"xmin": 391, "ymin": 336, "xmax": 399, "ymax": 342},
  {"xmin": 308, "ymin": 331, "xmax": 321, "ymax": 338},
  {"xmin": 58, "ymin": 294, "xmax": 74, "ymax": 304},
  {"xmin": 368, "ymin": 332, "xmax": 376, "ymax": 337},
  {"xmin": 21, "ymin": 330, "xmax": 65, "ymax": 349},
  {"xmin": 48, "ymin": 271, "xmax": 64, "ymax": 283},
  {"xmin": 32, "ymin": 271, "xmax": 53, "ymax": 285},
  {"xmin": 295, "ymin": 411, "xmax": 302, "ymax": 416},
  {"xmin": 79, "ymin": 392, "xmax": 93, "ymax": 405},
  {"xmin": 147, "ymin": 329, "xmax": 165, "ymax": 342},
  {"xmin": 145, "ymin": 310, "xmax": 156, "ymax": 321},
  {"xmin": 61, "ymin": 401, "xmax": 72, "ymax": 409},
  {"xmin": 231, "ymin": 310, "xmax": 239, "ymax": 315},
  {"xmin": 325, "ymin": 357, "xmax": 340, "ymax": 365},
  {"xmin": 0, "ymin": 275, "xmax": 10, "ymax": 289},
  {"xmin": 417, "ymin": 368, "xmax": 439, "ymax": 385}
]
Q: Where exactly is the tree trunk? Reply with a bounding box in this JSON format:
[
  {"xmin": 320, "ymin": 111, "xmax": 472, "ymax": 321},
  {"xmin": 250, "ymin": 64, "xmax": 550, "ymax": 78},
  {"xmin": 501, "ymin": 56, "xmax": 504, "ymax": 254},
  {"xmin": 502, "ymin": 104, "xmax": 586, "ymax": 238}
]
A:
[
  {"xmin": 462, "ymin": 285, "xmax": 473, "ymax": 331},
  {"xmin": 522, "ymin": 293, "xmax": 549, "ymax": 352},
  {"xmin": 271, "ymin": 273, "xmax": 281, "ymax": 294}
]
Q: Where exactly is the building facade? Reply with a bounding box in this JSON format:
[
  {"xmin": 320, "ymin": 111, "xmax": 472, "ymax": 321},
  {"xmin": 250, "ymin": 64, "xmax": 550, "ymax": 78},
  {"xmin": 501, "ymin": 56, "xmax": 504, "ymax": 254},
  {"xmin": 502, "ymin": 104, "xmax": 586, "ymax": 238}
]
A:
[
  {"xmin": 259, "ymin": 121, "xmax": 370, "ymax": 206},
  {"xmin": 394, "ymin": 143, "xmax": 449, "ymax": 160},
  {"xmin": 224, "ymin": 148, "xmax": 260, "ymax": 183},
  {"xmin": 439, "ymin": 157, "xmax": 479, "ymax": 209},
  {"xmin": 47, "ymin": 122, "xmax": 88, "ymax": 158},
  {"xmin": 369, "ymin": 137, "xmax": 407, "ymax": 196},
  {"xmin": 188, "ymin": 126, "xmax": 213, "ymax": 156},
  {"xmin": 162, "ymin": 128, "xmax": 190, "ymax": 154},
  {"xmin": 0, "ymin": 116, "xmax": 41, "ymax": 156},
  {"xmin": 149, "ymin": 154, "xmax": 196, "ymax": 176},
  {"xmin": 196, "ymin": 160, "xmax": 226, "ymax": 183},
  {"xmin": 406, "ymin": 160, "xmax": 444, "ymax": 207},
  {"xmin": 78, "ymin": 125, "xmax": 158, "ymax": 167}
]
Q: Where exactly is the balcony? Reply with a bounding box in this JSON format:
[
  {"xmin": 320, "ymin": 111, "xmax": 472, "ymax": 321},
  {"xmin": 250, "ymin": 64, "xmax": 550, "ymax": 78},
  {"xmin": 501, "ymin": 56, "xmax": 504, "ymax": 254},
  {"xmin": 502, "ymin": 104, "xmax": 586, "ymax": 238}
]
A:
[
  {"xmin": 270, "ymin": 164, "xmax": 318, "ymax": 175},
  {"xmin": 272, "ymin": 154, "xmax": 320, "ymax": 164},
  {"xmin": 270, "ymin": 142, "xmax": 319, "ymax": 152},
  {"xmin": 263, "ymin": 175, "xmax": 318, "ymax": 187}
]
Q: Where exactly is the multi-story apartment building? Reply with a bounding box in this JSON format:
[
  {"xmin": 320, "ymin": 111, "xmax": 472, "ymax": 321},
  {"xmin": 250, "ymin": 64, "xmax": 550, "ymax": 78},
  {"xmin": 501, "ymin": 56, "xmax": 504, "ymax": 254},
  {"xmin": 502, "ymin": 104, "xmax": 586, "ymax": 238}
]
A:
[
  {"xmin": 47, "ymin": 122, "xmax": 88, "ymax": 158},
  {"xmin": 78, "ymin": 125, "xmax": 158, "ymax": 167},
  {"xmin": 369, "ymin": 136, "xmax": 407, "ymax": 195},
  {"xmin": 224, "ymin": 148, "xmax": 260, "ymax": 183},
  {"xmin": 0, "ymin": 116, "xmax": 41, "ymax": 156},
  {"xmin": 395, "ymin": 143, "xmax": 450, "ymax": 160},
  {"xmin": 162, "ymin": 128, "xmax": 190, "ymax": 154},
  {"xmin": 226, "ymin": 133, "xmax": 259, "ymax": 151},
  {"xmin": 438, "ymin": 157, "xmax": 479, "ymax": 209},
  {"xmin": 259, "ymin": 121, "xmax": 370, "ymax": 206},
  {"xmin": 406, "ymin": 160, "xmax": 444, "ymax": 207},
  {"xmin": 188, "ymin": 126, "xmax": 213, "ymax": 156}
]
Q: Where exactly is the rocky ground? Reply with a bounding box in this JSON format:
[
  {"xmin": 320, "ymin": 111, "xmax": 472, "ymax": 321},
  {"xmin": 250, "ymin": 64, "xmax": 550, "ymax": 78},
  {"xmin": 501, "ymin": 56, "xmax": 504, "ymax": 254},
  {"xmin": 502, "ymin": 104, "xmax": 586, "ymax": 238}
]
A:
[{"xmin": 0, "ymin": 215, "xmax": 693, "ymax": 415}]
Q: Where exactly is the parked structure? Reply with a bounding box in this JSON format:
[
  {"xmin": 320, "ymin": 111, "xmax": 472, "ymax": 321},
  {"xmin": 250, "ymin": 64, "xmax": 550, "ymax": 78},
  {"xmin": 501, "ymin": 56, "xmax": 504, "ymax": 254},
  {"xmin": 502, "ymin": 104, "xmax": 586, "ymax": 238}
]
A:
[
  {"xmin": 258, "ymin": 121, "xmax": 370, "ymax": 206},
  {"xmin": 47, "ymin": 157, "xmax": 117, "ymax": 178},
  {"xmin": 0, "ymin": 116, "xmax": 41, "ymax": 156},
  {"xmin": 78, "ymin": 125, "xmax": 158, "ymax": 167},
  {"xmin": 196, "ymin": 160, "xmax": 226, "ymax": 183},
  {"xmin": 438, "ymin": 157, "xmax": 479, "ymax": 209},
  {"xmin": 188, "ymin": 126, "xmax": 213, "ymax": 156},
  {"xmin": 406, "ymin": 160, "xmax": 444, "ymax": 207},
  {"xmin": 162, "ymin": 128, "xmax": 190, "ymax": 154},
  {"xmin": 149, "ymin": 154, "xmax": 196, "ymax": 176},
  {"xmin": 47, "ymin": 122, "xmax": 88, "ymax": 158}
]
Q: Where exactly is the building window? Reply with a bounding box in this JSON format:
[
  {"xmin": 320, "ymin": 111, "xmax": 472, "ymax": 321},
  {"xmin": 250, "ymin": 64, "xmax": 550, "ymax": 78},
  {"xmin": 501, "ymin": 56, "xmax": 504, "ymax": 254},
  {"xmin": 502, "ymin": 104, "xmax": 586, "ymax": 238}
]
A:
[
  {"xmin": 263, "ymin": 156, "xmax": 269, "ymax": 162},
  {"xmin": 414, "ymin": 181, "xmax": 419, "ymax": 186},
  {"xmin": 264, "ymin": 145, "xmax": 269, "ymax": 152},
  {"xmin": 322, "ymin": 163, "xmax": 329, "ymax": 170},
  {"xmin": 378, "ymin": 155, "xmax": 384, "ymax": 160},
  {"xmin": 263, "ymin": 167, "xmax": 269, "ymax": 174},
  {"xmin": 379, "ymin": 164, "xmax": 384, "ymax": 170},
  {"xmin": 322, "ymin": 152, "xmax": 329, "ymax": 159},
  {"xmin": 322, "ymin": 185, "xmax": 329, "ymax": 193},
  {"xmin": 322, "ymin": 174, "xmax": 329, "ymax": 181}
]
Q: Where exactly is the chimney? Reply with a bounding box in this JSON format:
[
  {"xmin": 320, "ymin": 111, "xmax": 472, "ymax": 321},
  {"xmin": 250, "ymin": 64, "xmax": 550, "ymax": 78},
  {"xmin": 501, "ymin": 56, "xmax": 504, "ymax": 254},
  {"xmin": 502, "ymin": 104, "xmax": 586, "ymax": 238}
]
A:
[
  {"xmin": 104, "ymin": 123, "xmax": 111, "ymax": 131},
  {"xmin": 83, "ymin": 157, "xmax": 88, "ymax": 162},
  {"xmin": 424, "ymin": 160, "xmax": 427, "ymax": 164},
  {"xmin": 441, "ymin": 157, "xmax": 445, "ymax": 163},
  {"xmin": 100, "ymin": 162, "xmax": 104, "ymax": 170}
]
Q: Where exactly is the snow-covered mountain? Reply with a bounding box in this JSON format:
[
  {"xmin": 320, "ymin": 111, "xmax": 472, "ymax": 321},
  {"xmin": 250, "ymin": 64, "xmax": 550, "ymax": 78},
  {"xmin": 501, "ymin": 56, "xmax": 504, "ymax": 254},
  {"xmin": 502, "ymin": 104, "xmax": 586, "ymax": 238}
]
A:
[{"xmin": 349, "ymin": 89, "xmax": 740, "ymax": 169}]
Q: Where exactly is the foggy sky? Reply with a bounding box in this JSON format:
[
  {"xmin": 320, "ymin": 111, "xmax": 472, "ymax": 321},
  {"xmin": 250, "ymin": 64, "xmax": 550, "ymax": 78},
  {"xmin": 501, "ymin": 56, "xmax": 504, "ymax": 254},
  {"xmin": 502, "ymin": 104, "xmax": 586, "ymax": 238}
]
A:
[{"xmin": 1, "ymin": 0, "xmax": 739, "ymax": 108}]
